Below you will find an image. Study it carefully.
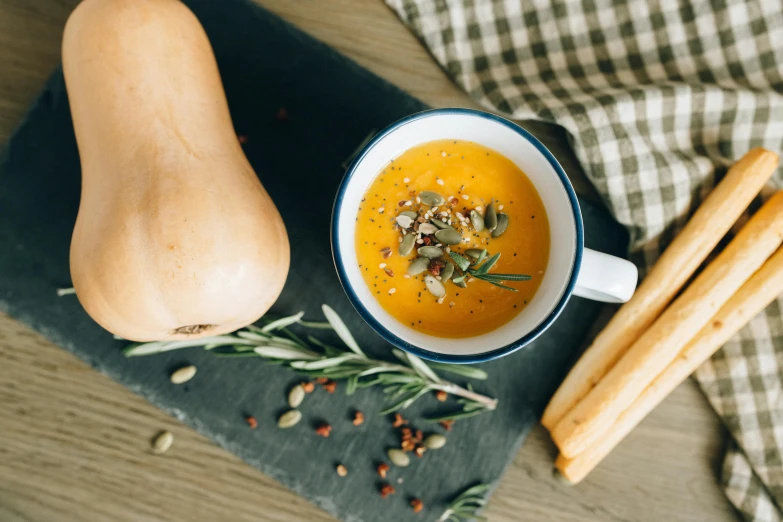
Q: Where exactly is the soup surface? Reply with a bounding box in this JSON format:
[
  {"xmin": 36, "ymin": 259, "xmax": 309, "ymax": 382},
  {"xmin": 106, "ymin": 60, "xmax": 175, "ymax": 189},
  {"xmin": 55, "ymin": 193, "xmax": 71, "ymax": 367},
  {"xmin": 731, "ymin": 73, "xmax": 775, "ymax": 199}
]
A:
[{"xmin": 355, "ymin": 140, "xmax": 550, "ymax": 338}]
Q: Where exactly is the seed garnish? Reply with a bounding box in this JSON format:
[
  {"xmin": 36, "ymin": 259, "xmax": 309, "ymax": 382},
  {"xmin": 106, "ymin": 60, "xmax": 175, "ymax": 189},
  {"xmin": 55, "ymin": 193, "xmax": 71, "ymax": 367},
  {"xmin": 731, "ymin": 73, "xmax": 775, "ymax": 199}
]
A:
[{"xmin": 151, "ymin": 431, "xmax": 173, "ymax": 454}]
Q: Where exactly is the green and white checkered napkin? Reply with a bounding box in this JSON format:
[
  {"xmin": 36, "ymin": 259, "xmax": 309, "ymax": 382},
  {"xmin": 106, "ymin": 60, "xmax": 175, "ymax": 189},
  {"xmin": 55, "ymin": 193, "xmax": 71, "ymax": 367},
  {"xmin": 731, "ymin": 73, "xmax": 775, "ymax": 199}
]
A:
[{"xmin": 385, "ymin": 0, "xmax": 783, "ymax": 519}]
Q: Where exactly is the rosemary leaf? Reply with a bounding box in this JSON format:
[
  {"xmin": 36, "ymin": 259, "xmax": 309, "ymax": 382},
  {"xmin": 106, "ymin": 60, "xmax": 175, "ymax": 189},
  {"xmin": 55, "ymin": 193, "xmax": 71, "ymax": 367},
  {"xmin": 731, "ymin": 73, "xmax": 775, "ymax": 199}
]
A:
[
  {"xmin": 449, "ymin": 251, "xmax": 471, "ymax": 271},
  {"xmin": 473, "ymin": 253, "xmax": 500, "ymax": 275},
  {"xmin": 253, "ymin": 346, "xmax": 320, "ymax": 360},
  {"xmin": 405, "ymin": 352, "xmax": 442, "ymax": 384},
  {"xmin": 428, "ymin": 362, "xmax": 488, "ymax": 380},
  {"xmin": 289, "ymin": 353, "xmax": 360, "ymax": 370},
  {"xmin": 322, "ymin": 305, "xmax": 365, "ymax": 358},
  {"xmin": 477, "ymin": 278, "xmax": 518, "ymax": 291},
  {"xmin": 124, "ymin": 336, "xmax": 240, "ymax": 357},
  {"xmin": 260, "ymin": 311, "xmax": 305, "ymax": 332},
  {"xmin": 480, "ymin": 273, "xmax": 531, "ymax": 281}
]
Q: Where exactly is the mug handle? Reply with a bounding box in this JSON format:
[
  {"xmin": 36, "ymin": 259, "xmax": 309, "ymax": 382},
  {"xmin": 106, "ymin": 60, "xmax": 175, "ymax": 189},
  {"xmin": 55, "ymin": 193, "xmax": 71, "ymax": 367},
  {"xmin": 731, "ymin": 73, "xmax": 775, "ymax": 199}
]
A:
[{"xmin": 573, "ymin": 249, "xmax": 638, "ymax": 303}]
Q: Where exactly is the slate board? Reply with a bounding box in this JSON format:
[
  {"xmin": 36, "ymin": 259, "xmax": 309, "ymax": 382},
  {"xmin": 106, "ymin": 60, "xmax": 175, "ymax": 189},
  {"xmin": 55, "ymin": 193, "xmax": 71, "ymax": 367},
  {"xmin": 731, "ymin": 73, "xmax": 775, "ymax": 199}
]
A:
[{"xmin": 0, "ymin": 1, "xmax": 630, "ymax": 520}]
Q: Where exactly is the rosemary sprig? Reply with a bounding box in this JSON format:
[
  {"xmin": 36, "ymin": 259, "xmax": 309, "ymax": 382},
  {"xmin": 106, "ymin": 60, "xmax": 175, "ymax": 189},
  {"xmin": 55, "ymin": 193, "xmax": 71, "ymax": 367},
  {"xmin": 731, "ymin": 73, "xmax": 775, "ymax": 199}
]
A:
[
  {"xmin": 449, "ymin": 250, "xmax": 530, "ymax": 291},
  {"xmin": 124, "ymin": 305, "xmax": 498, "ymax": 417},
  {"xmin": 438, "ymin": 483, "xmax": 491, "ymax": 522}
]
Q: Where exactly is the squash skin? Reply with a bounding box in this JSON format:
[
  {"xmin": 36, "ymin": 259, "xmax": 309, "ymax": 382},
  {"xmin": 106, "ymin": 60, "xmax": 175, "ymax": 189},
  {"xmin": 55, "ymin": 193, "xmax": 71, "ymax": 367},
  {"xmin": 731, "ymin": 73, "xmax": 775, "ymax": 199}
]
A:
[{"xmin": 63, "ymin": 0, "xmax": 290, "ymax": 341}]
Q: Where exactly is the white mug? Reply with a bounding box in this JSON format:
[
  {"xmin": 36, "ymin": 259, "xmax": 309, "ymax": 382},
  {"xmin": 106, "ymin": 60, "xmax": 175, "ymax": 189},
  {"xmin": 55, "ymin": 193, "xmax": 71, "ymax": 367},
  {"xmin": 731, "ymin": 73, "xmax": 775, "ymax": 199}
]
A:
[{"xmin": 332, "ymin": 109, "xmax": 637, "ymax": 363}]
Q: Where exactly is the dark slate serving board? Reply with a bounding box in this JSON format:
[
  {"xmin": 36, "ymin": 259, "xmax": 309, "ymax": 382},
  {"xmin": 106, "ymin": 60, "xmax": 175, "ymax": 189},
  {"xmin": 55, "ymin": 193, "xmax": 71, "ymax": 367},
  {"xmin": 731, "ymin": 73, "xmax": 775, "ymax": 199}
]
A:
[{"xmin": 0, "ymin": 1, "xmax": 629, "ymax": 520}]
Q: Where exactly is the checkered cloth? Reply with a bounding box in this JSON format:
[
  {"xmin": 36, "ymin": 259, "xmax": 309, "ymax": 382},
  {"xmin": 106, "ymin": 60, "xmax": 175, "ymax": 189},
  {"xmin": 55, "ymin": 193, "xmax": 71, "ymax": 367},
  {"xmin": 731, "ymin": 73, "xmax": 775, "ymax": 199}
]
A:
[{"xmin": 384, "ymin": 0, "xmax": 783, "ymax": 519}]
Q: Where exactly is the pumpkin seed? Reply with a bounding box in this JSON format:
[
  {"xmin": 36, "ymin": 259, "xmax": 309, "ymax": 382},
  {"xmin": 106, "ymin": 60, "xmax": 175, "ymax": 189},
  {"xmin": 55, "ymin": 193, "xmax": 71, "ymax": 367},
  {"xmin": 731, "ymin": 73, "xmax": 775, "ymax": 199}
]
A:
[
  {"xmin": 424, "ymin": 275, "xmax": 446, "ymax": 298},
  {"xmin": 417, "ymin": 246, "xmax": 443, "ymax": 258},
  {"xmin": 423, "ymin": 434, "xmax": 447, "ymax": 450},
  {"xmin": 485, "ymin": 203, "xmax": 498, "ymax": 231},
  {"xmin": 151, "ymin": 430, "xmax": 173, "ymax": 454},
  {"xmin": 419, "ymin": 191, "xmax": 445, "ymax": 206},
  {"xmin": 399, "ymin": 233, "xmax": 416, "ymax": 256},
  {"xmin": 387, "ymin": 448, "xmax": 411, "ymax": 467},
  {"xmin": 418, "ymin": 223, "xmax": 439, "ymax": 235},
  {"xmin": 170, "ymin": 365, "xmax": 196, "ymax": 384},
  {"xmin": 434, "ymin": 228, "xmax": 462, "ymax": 245},
  {"xmin": 470, "ymin": 210, "xmax": 485, "ymax": 231},
  {"xmin": 440, "ymin": 262, "xmax": 455, "ymax": 282},
  {"xmin": 396, "ymin": 215, "xmax": 414, "ymax": 229},
  {"xmin": 278, "ymin": 409, "xmax": 302, "ymax": 429},
  {"xmin": 465, "ymin": 248, "xmax": 483, "ymax": 260},
  {"xmin": 400, "ymin": 210, "xmax": 418, "ymax": 220},
  {"xmin": 492, "ymin": 213, "xmax": 509, "ymax": 238},
  {"xmin": 430, "ymin": 218, "xmax": 451, "ymax": 229},
  {"xmin": 407, "ymin": 257, "xmax": 430, "ymax": 276},
  {"xmin": 288, "ymin": 384, "xmax": 305, "ymax": 408}
]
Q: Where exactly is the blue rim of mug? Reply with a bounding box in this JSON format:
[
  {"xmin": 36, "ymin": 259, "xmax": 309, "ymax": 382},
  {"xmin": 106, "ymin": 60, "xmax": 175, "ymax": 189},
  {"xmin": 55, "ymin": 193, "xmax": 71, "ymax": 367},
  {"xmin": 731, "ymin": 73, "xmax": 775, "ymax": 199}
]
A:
[{"xmin": 331, "ymin": 108, "xmax": 584, "ymax": 364}]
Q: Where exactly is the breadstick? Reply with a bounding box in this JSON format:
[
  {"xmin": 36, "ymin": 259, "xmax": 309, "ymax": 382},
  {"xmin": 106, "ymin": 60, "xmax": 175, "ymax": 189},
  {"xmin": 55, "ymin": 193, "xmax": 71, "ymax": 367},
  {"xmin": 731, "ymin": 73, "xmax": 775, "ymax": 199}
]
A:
[
  {"xmin": 557, "ymin": 246, "xmax": 783, "ymax": 484},
  {"xmin": 542, "ymin": 148, "xmax": 779, "ymax": 430},
  {"xmin": 552, "ymin": 190, "xmax": 783, "ymax": 458}
]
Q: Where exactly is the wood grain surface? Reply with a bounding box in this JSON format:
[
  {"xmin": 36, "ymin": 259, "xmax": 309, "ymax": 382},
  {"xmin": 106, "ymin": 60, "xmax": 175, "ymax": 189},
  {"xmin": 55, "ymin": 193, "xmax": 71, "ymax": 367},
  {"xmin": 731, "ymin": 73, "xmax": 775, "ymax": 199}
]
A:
[{"xmin": 0, "ymin": 0, "xmax": 737, "ymax": 520}]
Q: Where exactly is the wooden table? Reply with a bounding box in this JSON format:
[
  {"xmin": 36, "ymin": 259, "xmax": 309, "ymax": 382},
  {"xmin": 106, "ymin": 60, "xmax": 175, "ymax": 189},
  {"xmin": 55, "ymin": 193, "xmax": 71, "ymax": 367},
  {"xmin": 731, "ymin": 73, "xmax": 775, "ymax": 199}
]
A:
[{"xmin": 0, "ymin": 1, "xmax": 738, "ymax": 520}]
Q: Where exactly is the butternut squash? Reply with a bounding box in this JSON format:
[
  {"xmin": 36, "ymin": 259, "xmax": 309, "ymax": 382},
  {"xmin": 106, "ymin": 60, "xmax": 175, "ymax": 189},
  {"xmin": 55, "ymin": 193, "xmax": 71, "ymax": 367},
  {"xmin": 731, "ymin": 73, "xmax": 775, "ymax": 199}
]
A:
[{"xmin": 62, "ymin": 0, "xmax": 290, "ymax": 341}]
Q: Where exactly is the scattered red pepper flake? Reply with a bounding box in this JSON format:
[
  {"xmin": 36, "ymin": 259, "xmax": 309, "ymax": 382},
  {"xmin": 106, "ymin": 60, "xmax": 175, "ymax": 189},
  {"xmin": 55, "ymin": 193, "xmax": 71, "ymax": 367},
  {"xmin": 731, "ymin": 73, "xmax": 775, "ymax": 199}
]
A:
[
  {"xmin": 435, "ymin": 390, "xmax": 448, "ymax": 402},
  {"xmin": 401, "ymin": 427, "xmax": 412, "ymax": 440},
  {"xmin": 315, "ymin": 423, "xmax": 332, "ymax": 437},
  {"xmin": 322, "ymin": 381, "xmax": 337, "ymax": 393},
  {"xmin": 392, "ymin": 414, "xmax": 408, "ymax": 428},
  {"xmin": 401, "ymin": 440, "xmax": 416, "ymax": 452},
  {"xmin": 439, "ymin": 420, "xmax": 454, "ymax": 431},
  {"xmin": 353, "ymin": 411, "xmax": 365, "ymax": 426},
  {"xmin": 237, "ymin": 134, "xmax": 249, "ymax": 144},
  {"xmin": 274, "ymin": 107, "xmax": 288, "ymax": 121},
  {"xmin": 379, "ymin": 484, "xmax": 396, "ymax": 498},
  {"xmin": 377, "ymin": 463, "xmax": 390, "ymax": 479},
  {"xmin": 245, "ymin": 416, "xmax": 258, "ymax": 429},
  {"xmin": 414, "ymin": 429, "xmax": 423, "ymax": 443},
  {"xmin": 315, "ymin": 377, "xmax": 329, "ymax": 384},
  {"xmin": 421, "ymin": 236, "xmax": 433, "ymax": 246},
  {"xmin": 414, "ymin": 446, "xmax": 426, "ymax": 458},
  {"xmin": 336, "ymin": 464, "xmax": 348, "ymax": 477},
  {"xmin": 301, "ymin": 381, "xmax": 315, "ymax": 393},
  {"xmin": 410, "ymin": 498, "xmax": 423, "ymax": 513}
]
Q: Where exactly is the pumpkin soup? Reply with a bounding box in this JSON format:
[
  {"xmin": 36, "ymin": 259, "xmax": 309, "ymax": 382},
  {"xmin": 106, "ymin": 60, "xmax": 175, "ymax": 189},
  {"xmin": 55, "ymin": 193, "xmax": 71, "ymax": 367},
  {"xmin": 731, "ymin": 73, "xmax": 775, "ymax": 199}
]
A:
[{"xmin": 355, "ymin": 140, "xmax": 549, "ymax": 338}]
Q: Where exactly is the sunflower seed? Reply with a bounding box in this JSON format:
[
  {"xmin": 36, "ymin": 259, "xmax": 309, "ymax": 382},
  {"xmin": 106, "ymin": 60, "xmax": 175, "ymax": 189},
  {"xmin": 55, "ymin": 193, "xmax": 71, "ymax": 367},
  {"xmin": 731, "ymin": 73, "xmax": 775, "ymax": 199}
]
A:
[
  {"xmin": 388, "ymin": 448, "xmax": 411, "ymax": 467},
  {"xmin": 435, "ymin": 228, "xmax": 462, "ymax": 245},
  {"xmin": 399, "ymin": 234, "xmax": 416, "ymax": 256},
  {"xmin": 417, "ymin": 246, "xmax": 443, "ymax": 259},
  {"xmin": 419, "ymin": 191, "xmax": 445, "ymax": 206},
  {"xmin": 423, "ymin": 434, "xmax": 447, "ymax": 450},
  {"xmin": 485, "ymin": 203, "xmax": 498, "ymax": 231},
  {"xmin": 492, "ymin": 213, "xmax": 509, "ymax": 238},
  {"xmin": 465, "ymin": 248, "xmax": 483, "ymax": 260},
  {"xmin": 470, "ymin": 210, "xmax": 485, "ymax": 232},
  {"xmin": 408, "ymin": 257, "xmax": 430, "ymax": 276},
  {"xmin": 278, "ymin": 409, "xmax": 302, "ymax": 429},
  {"xmin": 288, "ymin": 384, "xmax": 305, "ymax": 408},
  {"xmin": 151, "ymin": 431, "xmax": 173, "ymax": 454},
  {"xmin": 418, "ymin": 223, "xmax": 439, "ymax": 235},
  {"xmin": 396, "ymin": 215, "xmax": 414, "ymax": 229},
  {"xmin": 424, "ymin": 275, "xmax": 446, "ymax": 298},
  {"xmin": 170, "ymin": 365, "xmax": 196, "ymax": 384},
  {"xmin": 440, "ymin": 263, "xmax": 455, "ymax": 282}
]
